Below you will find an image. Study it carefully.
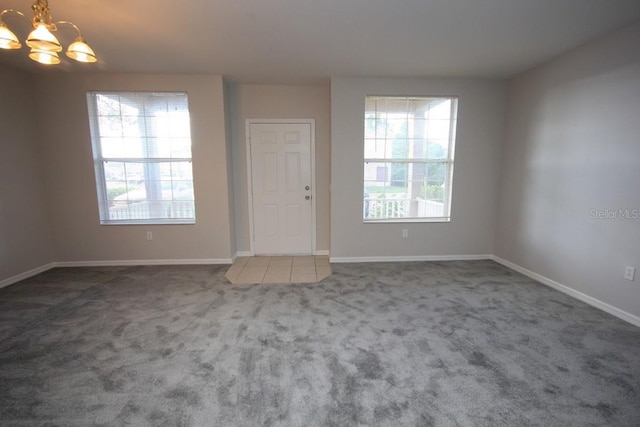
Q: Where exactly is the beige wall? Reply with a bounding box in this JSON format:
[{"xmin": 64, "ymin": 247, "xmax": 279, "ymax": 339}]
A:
[
  {"xmin": 223, "ymin": 81, "xmax": 237, "ymax": 257},
  {"xmin": 331, "ymin": 77, "xmax": 506, "ymax": 259},
  {"xmin": 495, "ymin": 21, "xmax": 640, "ymax": 318},
  {"xmin": 229, "ymin": 84, "xmax": 331, "ymax": 254},
  {"xmin": 34, "ymin": 73, "xmax": 234, "ymax": 263},
  {"xmin": 0, "ymin": 65, "xmax": 54, "ymax": 283}
]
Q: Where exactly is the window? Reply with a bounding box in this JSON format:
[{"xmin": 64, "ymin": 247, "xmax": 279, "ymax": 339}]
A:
[
  {"xmin": 87, "ymin": 92, "xmax": 195, "ymax": 224},
  {"xmin": 364, "ymin": 96, "xmax": 458, "ymax": 222}
]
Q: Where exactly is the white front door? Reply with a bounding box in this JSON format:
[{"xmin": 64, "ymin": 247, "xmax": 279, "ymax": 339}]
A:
[{"xmin": 248, "ymin": 121, "xmax": 314, "ymax": 255}]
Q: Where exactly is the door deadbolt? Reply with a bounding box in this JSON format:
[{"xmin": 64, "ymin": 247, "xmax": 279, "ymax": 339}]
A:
[{"xmin": 305, "ymin": 186, "xmax": 310, "ymax": 190}]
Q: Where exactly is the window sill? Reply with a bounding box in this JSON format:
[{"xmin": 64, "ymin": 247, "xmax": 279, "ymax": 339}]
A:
[
  {"xmin": 363, "ymin": 217, "xmax": 451, "ymax": 224},
  {"xmin": 100, "ymin": 220, "xmax": 196, "ymax": 226}
]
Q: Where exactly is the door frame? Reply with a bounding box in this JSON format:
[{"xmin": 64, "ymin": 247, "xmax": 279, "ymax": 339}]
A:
[{"xmin": 245, "ymin": 119, "xmax": 316, "ymax": 256}]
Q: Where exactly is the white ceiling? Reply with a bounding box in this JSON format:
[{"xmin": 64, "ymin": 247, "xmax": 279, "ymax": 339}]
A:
[{"xmin": 2, "ymin": 0, "xmax": 640, "ymax": 83}]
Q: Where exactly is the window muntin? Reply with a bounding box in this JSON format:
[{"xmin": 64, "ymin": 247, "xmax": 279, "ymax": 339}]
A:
[
  {"xmin": 364, "ymin": 96, "xmax": 458, "ymax": 222},
  {"xmin": 87, "ymin": 92, "xmax": 195, "ymax": 224}
]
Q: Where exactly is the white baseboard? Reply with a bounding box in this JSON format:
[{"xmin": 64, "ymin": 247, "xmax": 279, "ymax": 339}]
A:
[
  {"xmin": 492, "ymin": 256, "xmax": 640, "ymax": 328},
  {"xmin": 0, "ymin": 262, "xmax": 57, "ymax": 289},
  {"xmin": 330, "ymin": 254, "xmax": 492, "ymax": 263},
  {"xmin": 234, "ymin": 250, "xmax": 330, "ymax": 258},
  {"xmin": 56, "ymin": 258, "xmax": 233, "ymax": 267}
]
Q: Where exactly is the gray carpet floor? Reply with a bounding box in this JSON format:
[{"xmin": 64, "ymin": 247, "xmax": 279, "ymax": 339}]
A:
[{"xmin": 0, "ymin": 260, "xmax": 639, "ymax": 426}]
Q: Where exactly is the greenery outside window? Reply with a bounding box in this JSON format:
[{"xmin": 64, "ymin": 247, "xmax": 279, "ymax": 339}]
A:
[
  {"xmin": 364, "ymin": 96, "xmax": 458, "ymax": 222},
  {"xmin": 87, "ymin": 92, "xmax": 195, "ymax": 224}
]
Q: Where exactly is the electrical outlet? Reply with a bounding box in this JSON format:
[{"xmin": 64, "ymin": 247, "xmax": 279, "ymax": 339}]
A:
[
  {"xmin": 624, "ymin": 266, "xmax": 635, "ymax": 281},
  {"xmin": 146, "ymin": 231, "xmax": 153, "ymax": 241},
  {"xmin": 402, "ymin": 229, "xmax": 408, "ymax": 238}
]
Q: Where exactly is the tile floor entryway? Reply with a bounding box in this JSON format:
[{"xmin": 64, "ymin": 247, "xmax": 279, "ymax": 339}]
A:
[{"xmin": 225, "ymin": 256, "xmax": 331, "ymax": 284}]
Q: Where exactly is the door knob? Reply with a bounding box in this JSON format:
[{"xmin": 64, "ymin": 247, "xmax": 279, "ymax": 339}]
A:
[{"xmin": 305, "ymin": 195, "xmax": 311, "ymax": 200}]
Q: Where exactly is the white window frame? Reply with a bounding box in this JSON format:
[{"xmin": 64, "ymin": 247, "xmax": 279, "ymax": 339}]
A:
[
  {"xmin": 363, "ymin": 95, "xmax": 458, "ymax": 223},
  {"xmin": 87, "ymin": 91, "xmax": 196, "ymax": 225}
]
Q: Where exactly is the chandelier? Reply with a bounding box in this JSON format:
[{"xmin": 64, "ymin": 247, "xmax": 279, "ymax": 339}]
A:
[{"xmin": 0, "ymin": 0, "xmax": 97, "ymax": 65}]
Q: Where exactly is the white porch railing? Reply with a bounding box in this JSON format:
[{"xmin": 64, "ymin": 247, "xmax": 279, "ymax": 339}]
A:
[
  {"xmin": 109, "ymin": 201, "xmax": 195, "ymax": 220},
  {"xmin": 417, "ymin": 198, "xmax": 445, "ymax": 217},
  {"xmin": 364, "ymin": 196, "xmax": 444, "ymax": 219},
  {"xmin": 364, "ymin": 197, "xmax": 408, "ymax": 219}
]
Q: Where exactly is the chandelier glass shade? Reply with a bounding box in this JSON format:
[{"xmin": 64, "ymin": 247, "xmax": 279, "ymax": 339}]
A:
[
  {"xmin": 0, "ymin": 0, "xmax": 97, "ymax": 65},
  {"xmin": 28, "ymin": 47, "xmax": 60, "ymax": 65},
  {"xmin": 66, "ymin": 37, "xmax": 96, "ymax": 63},
  {"xmin": 0, "ymin": 23, "xmax": 21, "ymax": 49},
  {"xmin": 27, "ymin": 22, "xmax": 62, "ymax": 52}
]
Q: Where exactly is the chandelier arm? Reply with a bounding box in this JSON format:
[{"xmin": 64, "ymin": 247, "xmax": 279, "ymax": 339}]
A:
[
  {"xmin": 0, "ymin": 9, "xmax": 31, "ymax": 25},
  {"xmin": 55, "ymin": 20, "xmax": 82, "ymax": 38}
]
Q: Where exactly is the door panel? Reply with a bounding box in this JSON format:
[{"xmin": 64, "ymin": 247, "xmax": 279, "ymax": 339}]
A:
[
  {"xmin": 262, "ymin": 152, "xmax": 278, "ymax": 192},
  {"xmin": 250, "ymin": 122, "xmax": 312, "ymax": 255},
  {"xmin": 285, "ymin": 153, "xmax": 300, "ymax": 192}
]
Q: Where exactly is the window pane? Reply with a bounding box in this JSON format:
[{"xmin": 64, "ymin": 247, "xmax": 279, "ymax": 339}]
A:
[
  {"xmin": 428, "ymin": 99, "xmax": 452, "ymax": 119},
  {"xmin": 408, "ymin": 139, "xmax": 449, "ymax": 160},
  {"xmin": 373, "ymin": 98, "xmax": 387, "ymax": 118},
  {"xmin": 144, "ymin": 137, "xmax": 164, "ymax": 158},
  {"xmin": 96, "ymin": 94, "xmax": 121, "ymax": 116},
  {"xmin": 385, "ymin": 98, "xmax": 408, "ymax": 115},
  {"xmin": 166, "ymin": 94, "xmax": 189, "ymax": 112},
  {"xmin": 409, "ymin": 118, "xmax": 427, "ymax": 140},
  {"xmin": 170, "ymin": 161, "xmax": 194, "ymax": 180},
  {"xmin": 389, "ymin": 139, "xmax": 409, "ymax": 159},
  {"xmin": 375, "ymin": 119, "xmax": 387, "ymax": 139},
  {"xmin": 88, "ymin": 92, "xmax": 195, "ymax": 224},
  {"xmin": 363, "ymin": 161, "xmax": 450, "ymax": 220},
  {"xmin": 386, "ymin": 118, "xmax": 408, "ymax": 140},
  {"xmin": 100, "ymin": 138, "xmax": 123, "ymax": 158},
  {"xmin": 98, "ymin": 115, "xmax": 122, "ymax": 137},
  {"xmin": 168, "ymin": 113, "xmax": 191, "ymax": 138},
  {"xmin": 364, "ymin": 118, "xmax": 378, "ymax": 139},
  {"xmin": 364, "ymin": 139, "xmax": 386, "ymax": 159},
  {"xmin": 427, "ymin": 140, "xmax": 449, "ymax": 160},
  {"xmin": 105, "ymin": 161, "xmax": 195, "ymax": 221},
  {"xmin": 124, "ymin": 137, "xmax": 146, "ymax": 158},
  {"xmin": 408, "ymin": 98, "xmax": 433, "ymax": 115},
  {"xmin": 428, "ymin": 119, "xmax": 451, "ymax": 140},
  {"xmin": 364, "ymin": 161, "xmax": 388, "ymax": 184},
  {"xmin": 363, "ymin": 95, "xmax": 457, "ymax": 221},
  {"xmin": 149, "ymin": 117, "xmax": 172, "ymax": 138},
  {"xmin": 103, "ymin": 162, "xmax": 127, "ymax": 202}
]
